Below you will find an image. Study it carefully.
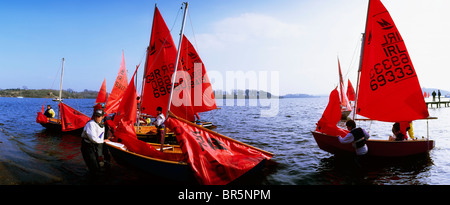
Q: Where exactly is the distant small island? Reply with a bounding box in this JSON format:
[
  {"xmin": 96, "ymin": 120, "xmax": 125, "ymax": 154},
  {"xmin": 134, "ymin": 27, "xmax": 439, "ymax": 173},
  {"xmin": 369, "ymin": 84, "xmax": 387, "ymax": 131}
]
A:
[
  {"xmin": 281, "ymin": 93, "xmax": 321, "ymax": 98},
  {"xmin": 0, "ymin": 88, "xmax": 98, "ymax": 99},
  {"xmin": 213, "ymin": 89, "xmax": 319, "ymax": 99}
]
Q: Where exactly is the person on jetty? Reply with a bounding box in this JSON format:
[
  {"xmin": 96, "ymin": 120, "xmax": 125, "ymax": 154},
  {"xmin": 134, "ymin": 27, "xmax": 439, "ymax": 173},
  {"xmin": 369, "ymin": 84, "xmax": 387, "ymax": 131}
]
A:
[
  {"xmin": 338, "ymin": 120, "xmax": 370, "ymax": 156},
  {"xmin": 152, "ymin": 106, "xmax": 165, "ymax": 143},
  {"xmin": 81, "ymin": 109, "xmax": 110, "ymax": 174},
  {"xmin": 44, "ymin": 105, "xmax": 55, "ymax": 118}
]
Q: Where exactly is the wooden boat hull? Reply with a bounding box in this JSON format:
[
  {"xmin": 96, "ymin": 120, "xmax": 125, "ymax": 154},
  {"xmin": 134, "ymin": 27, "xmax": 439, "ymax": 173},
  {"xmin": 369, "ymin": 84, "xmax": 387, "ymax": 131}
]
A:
[
  {"xmin": 105, "ymin": 141, "xmax": 195, "ymax": 182},
  {"xmin": 39, "ymin": 118, "xmax": 83, "ymax": 134},
  {"xmin": 311, "ymin": 131, "xmax": 434, "ymax": 157}
]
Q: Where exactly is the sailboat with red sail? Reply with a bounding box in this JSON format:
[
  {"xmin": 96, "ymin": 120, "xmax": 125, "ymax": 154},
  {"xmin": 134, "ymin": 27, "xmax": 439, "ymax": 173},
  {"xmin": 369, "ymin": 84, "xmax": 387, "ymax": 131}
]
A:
[
  {"xmin": 105, "ymin": 3, "xmax": 273, "ymax": 184},
  {"xmin": 105, "ymin": 52, "xmax": 128, "ymax": 115},
  {"xmin": 95, "ymin": 78, "xmax": 107, "ymax": 104},
  {"xmin": 36, "ymin": 58, "xmax": 90, "ymax": 133},
  {"xmin": 337, "ymin": 58, "xmax": 352, "ymax": 120},
  {"xmin": 312, "ymin": 0, "xmax": 435, "ymax": 157}
]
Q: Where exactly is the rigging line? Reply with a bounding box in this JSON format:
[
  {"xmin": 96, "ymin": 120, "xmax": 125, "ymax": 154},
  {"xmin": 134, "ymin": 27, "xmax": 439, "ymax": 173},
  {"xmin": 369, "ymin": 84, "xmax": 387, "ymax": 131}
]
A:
[
  {"xmin": 169, "ymin": 4, "xmax": 183, "ymax": 33},
  {"xmin": 344, "ymin": 33, "xmax": 363, "ymax": 80},
  {"xmin": 187, "ymin": 7, "xmax": 200, "ymax": 54}
]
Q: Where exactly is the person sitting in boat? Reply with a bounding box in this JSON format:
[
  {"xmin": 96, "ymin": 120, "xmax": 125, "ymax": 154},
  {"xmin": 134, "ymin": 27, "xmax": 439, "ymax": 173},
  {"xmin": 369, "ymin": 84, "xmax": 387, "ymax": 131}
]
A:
[
  {"xmin": 338, "ymin": 120, "xmax": 370, "ymax": 156},
  {"xmin": 399, "ymin": 121, "xmax": 414, "ymax": 140},
  {"xmin": 389, "ymin": 122, "xmax": 405, "ymax": 141},
  {"xmin": 152, "ymin": 106, "xmax": 165, "ymax": 143},
  {"xmin": 44, "ymin": 105, "xmax": 55, "ymax": 118},
  {"xmin": 81, "ymin": 109, "xmax": 110, "ymax": 174}
]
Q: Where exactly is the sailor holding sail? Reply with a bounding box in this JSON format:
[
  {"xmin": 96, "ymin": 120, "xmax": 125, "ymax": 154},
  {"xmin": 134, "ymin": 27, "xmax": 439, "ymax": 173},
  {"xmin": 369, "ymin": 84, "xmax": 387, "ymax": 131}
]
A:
[{"xmin": 81, "ymin": 109, "xmax": 110, "ymax": 174}]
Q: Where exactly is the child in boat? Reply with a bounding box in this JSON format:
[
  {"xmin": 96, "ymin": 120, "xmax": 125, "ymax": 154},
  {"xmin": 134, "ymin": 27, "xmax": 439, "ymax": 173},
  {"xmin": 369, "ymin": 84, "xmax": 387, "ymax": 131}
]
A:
[
  {"xmin": 389, "ymin": 122, "xmax": 405, "ymax": 141},
  {"xmin": 44, "ymin": 105, "xmax": 55, "ymax": 118},
  {"xmin": 152, "ymin": 106, "xmax": 165, "ymax": 143}
]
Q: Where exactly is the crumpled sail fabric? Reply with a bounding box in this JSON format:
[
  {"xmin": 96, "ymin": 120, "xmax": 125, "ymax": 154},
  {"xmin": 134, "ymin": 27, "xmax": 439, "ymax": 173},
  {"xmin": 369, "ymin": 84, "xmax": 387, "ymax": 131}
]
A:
[
  {"xmin": 105, "ymin": 52, "xmax": 128, "ymax": 115},
  {"xmin": 59, "ymin": 103, "xmax": 90, "ymax": 132},
  {"xmin": 316, "ymin": 88, "xmax": 349, "ymax": 138},
  {"xmin": 36, "ymin": 112, "xmax": 48, "ymax": 123},
  {"xmin": 165, "ymin": 113, "xmax": 273, "ymax": 185},
  {"xmin": 356, "ymin": 0, "xmax": 429, "ymax": 122}
]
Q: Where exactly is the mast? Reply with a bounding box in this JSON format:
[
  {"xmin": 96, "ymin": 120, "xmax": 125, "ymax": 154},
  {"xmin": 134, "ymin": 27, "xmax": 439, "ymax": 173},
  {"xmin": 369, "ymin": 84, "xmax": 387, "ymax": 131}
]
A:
[
  {"xmin": 166, "ymin": 2, "xmax": 188, "ymax": 118},
  {"xmin": 352, "ymin": 33, "xmax": 364, "ymax": 120},
  {"xmin": 58, "ymin": 57, "xmax": 65, "ymax": 121},
  {"xmin": 352, "ymin": 0, "xmax": 370, "ymax": 120},
  {"xmin": 160, "ymin": 2, "xmax": 188, "ymax": 152}
]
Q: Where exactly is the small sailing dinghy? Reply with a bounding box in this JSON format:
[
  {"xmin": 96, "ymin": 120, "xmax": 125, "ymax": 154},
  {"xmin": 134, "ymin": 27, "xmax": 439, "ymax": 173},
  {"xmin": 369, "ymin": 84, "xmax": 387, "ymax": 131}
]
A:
[
  {"xmin": 337, "ymin": 58, "xmax": 352, "ymax": 120},
  {"xmin": 36, "ymin": 58, "xmax": 90, "ymax": 133},
  {"xmin": 312, "ymin": 0, "xmax": 435, "ymax": 157}
]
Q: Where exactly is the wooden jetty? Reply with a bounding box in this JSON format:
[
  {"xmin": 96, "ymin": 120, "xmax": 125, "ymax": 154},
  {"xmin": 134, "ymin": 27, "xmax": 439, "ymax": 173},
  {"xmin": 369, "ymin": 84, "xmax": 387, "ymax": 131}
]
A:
[{"xmin": 426, "ymin": 101, "xmax": 450, "ymax": 108}]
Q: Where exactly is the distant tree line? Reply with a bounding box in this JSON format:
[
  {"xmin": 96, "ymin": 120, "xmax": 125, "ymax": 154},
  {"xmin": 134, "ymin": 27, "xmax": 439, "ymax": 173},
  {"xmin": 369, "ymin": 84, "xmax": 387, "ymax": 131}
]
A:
[
  {"xmin": 213, "ymin": 89, "xmax": 274, "ymax": 99},
  {"xmin": 0, "ymin": 88, "xmax": 98, "ymax": 99}
]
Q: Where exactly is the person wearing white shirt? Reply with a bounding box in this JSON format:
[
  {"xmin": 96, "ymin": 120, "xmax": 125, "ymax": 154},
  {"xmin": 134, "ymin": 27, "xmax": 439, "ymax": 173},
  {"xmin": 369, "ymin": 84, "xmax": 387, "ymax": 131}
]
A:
[
  {"xmin": 81, "ymin": 109, "xmax": 109, "ymax": 173},
  {"xmin": 152, "ymin": 106, "xmax": 166, "ymax": 144}
]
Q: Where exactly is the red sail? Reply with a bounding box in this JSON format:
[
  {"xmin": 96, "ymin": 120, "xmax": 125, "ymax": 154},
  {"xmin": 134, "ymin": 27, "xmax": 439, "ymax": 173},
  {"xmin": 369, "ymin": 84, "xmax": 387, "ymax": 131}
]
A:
[
  {"xmin": 140, "ymin": 7, "xmax": 178, "ymax": 118},
  {"xmin": 338, "ymin": 58, "xmax": 351, "ymax": 111},
  {"xmin": 316, "ymin": 88, "xmax": 349, "ymax": 138},
  {"xmin": 59, "ymin": 103, "xmax": 90, "ymax": 132},
  {"xmin": 36, "ymin": 103, "xmax": 48, "ymax": 123},
  {"xmin": 95, "ymin": 78, "xmax": 107, "ymax": 104},
  {"xmin": 357, "ymin": 0, "xmax": 429, "ymax": 122},
  {"xmin": 346, "ymin": 79, "xmax": 356, "ymax": 101},
  {"xmin": 178, "ymin": 35, "xmax": 217, "ymax": 115},
  {"xmin": 165, "ymin": 113, "xmax": 273, "ymax": 185},
  {"xmin": 113, "ymin": 68, "xmax": 137, "ymax": 127},
  {"xmin": 105, "ymin": 52, "xmax": 128, "ymax": 114},
  {"xmin": 36, "ymin": 112, "xmax": 48, "ymax": 123}
]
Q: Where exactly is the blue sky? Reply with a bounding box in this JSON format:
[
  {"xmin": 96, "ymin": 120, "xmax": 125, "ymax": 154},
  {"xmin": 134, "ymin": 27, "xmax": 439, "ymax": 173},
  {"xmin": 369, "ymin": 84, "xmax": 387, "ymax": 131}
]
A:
[{"xmin": 1, "ymin": 0, "xmax": 449, "ymax": 95}]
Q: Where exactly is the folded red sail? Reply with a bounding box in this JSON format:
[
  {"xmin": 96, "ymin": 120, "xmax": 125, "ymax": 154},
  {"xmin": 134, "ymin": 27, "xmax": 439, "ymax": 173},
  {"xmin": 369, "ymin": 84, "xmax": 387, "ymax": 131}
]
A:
[
  {"xmin": 357, "ymin": 0, "xmax": 429, "ymax": 122},
  {"xmin": 59, "ymin": 103, "xmax": 90, "ymax": 132},
  {"xmin": 36, "ymin": 103, "xmax": 48, "ymax": 123},
  {"xmin": 95, "ymin": 78, "xmax": 107, "ymax": 104},
  {"xmin": 105, "ymin": 52, "xmax": 128, "ymax": 115},
  {"xmin": 165, "ymin": 113, "xmax": 273, "ymax": 185},
  {"xmin": 140, "ymin": 7, "xmax": 178, "ymax": 118},
  {"xmin": 36, "ymin": 112, "xmax": 48, "ymax": 123},
  {"xmin": 316, "ymin": 88, "xmax": 349, "ymax": 138}
]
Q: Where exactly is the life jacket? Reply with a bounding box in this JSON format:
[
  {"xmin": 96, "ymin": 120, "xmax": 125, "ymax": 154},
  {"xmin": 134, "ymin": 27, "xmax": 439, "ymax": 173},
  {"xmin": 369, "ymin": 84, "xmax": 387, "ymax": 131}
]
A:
[{"xmin": 350, "ymin": 127, "xmax": 366, "ymax": 148}]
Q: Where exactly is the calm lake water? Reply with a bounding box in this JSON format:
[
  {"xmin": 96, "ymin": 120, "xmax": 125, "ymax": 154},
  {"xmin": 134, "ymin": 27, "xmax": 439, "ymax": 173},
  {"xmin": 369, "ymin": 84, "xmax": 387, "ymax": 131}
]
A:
[{"xmin": 0, "ymin": 96, "xmax": 449, "ymax": 185}]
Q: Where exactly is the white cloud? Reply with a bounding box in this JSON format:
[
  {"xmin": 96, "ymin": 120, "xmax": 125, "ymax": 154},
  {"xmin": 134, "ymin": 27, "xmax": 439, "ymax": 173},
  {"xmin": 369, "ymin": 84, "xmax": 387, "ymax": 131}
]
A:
[{"xmin": 197, "ymin": 13, "xmax": 303, "ymax": 50}]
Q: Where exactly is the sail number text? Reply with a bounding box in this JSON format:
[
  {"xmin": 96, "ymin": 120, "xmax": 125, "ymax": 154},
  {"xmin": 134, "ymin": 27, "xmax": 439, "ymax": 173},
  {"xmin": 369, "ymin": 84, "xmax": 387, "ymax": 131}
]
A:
[{"xmin": 369, "ymin": 46, "xmax": 415, "ymax": 91}]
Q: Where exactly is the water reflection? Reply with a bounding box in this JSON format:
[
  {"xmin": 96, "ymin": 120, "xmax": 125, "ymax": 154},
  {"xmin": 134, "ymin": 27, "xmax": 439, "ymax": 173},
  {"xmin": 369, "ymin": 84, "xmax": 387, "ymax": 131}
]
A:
[{"xmin": 316, "ymin": 154, "xmax": 433, "ymax": 185}]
